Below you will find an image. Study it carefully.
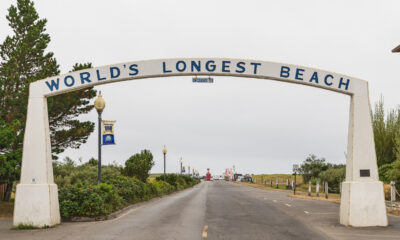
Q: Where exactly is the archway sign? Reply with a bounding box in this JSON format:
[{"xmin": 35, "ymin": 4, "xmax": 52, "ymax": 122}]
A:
[{"xmin": 14, "ymin": 58, "xmax": 387, "ymax": 227}]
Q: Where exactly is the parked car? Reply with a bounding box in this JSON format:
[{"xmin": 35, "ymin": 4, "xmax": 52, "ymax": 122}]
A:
[
  {"xmin": 234, "ymin": 173, "xmax": 243, "ymax": 181},
  {"xmin": 241, "ymin": 174, "xmax": 253, "ymax": 182}
]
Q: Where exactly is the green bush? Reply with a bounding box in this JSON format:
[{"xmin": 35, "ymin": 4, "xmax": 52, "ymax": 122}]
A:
[
  {"xmin": 59, "ymin": 183, "xmax": 123, "ymax": 219},
  {"xmin": 54, "ymin": 158, "xmax": 122, "ymax": 188},
  {"xmin": 383, "ymin": 158, "xmax": 400, "ymax": 190},
  {"xmin": 318, "ymin": 167, "xmax": 345, "ymax": 193},
  {"xmin": 123, "ymin": 150, "xmax": 154, "ymax": 182},
  {"xmin": 156, "ymin": 174, "xmax": 178, "ymax": 186},
  {"xmin": 56, "ymin": 158, "xmax": 200, "ymax": 219},
  {"xmin": 58, "ymin": 175, "xmax": 190, "ymax": 219},
  {"xmin": 299, "ymin": 155, "xmax": 329, "ymax": 183},
  {"xmin": 103, "ymin": 175, "xmax": 144, "ymax": 203},
  {"xmin": 379, "ymin": 163, "xmax": 393, "ymax": 183},
  {"xmin": 155, "ymin": 174, "xmax": 200, "ymax": 188},
  {"xmin": 150, "ymin": 181, "xmax": 175, "ymax": 195}
]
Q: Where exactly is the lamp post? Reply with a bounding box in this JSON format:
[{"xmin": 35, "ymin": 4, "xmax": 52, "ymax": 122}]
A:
[
  {"xmin": 179, "ymin": 157, "xmax": 183, "ymax": 175},
  {"xmin": 162, "ymin": 145, "xmax": 167, "ymax": 181},
  {"xmin": 94, "ymin": 92, "xmax": 105, "ymax": 184}
]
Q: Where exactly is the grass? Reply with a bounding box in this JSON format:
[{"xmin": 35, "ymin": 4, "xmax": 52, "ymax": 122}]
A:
[
  {"xmin": 148, "ymin": 174, "xmax": 162, "ymax": 182},
  {"xmin": 12, "ymin": 224, "xmax": 38, "ymax": 230},
  {"xmin": 252, "ymin": 174, "xmax": 304, "ymax": 185},
  {"xmin": 11, "ymin": 223, "xmax": 54, "ymax": 230}
]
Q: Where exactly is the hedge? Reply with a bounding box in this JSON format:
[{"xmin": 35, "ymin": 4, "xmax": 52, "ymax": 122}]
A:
[{"xmin": 59, "ymin": 174, "xmax": 200, "ymax": 219}]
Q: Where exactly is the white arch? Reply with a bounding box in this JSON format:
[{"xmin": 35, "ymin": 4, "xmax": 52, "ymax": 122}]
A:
[{"xmin": 13, "ymin": 58, "xmax": 387, "ymax": 227}]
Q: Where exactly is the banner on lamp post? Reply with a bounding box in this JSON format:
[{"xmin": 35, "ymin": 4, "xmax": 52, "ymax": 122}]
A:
[{"xmin": 102, "ymin": 120, "xmax": 116, "ymax": 145}]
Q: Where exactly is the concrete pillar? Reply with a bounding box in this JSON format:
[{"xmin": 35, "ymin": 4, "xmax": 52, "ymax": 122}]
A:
[
  {"xmin": 391, "ymin": 181, "xmax": 396, "ymax": 202},
  {"xmin": 316, "ymin": 182, "xmax": 320, "ymax": 197},
  {"xmin": 340, "ymin": 85, "xmax": 388, "ymax": 227},
  {"xmin": 276, "ymin": 179, "xmax": 279, "ymax": 188},
  {"xmin": 325, "ymin": 182, "xmax": 328, "ymax": 199},
  {"xmin": 308, "ymin": 182, "xmax": 311, "ymax": 196},
  {"xmin": 13, "ymin": 84, "xmax": 60, "ymax": 227}
]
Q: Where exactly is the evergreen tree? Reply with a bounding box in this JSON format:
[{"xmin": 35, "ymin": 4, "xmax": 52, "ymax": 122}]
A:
[
  {"xmin": 124, "ymin": 150, "xmax": 155, "ymax": 182},
  {"xmin": 48, "ymin": 63, "xmax": 96, "ymax": 159},
  {"xmin": 0, "ymin": 0, "xmax": 95, "ymax": 201}
]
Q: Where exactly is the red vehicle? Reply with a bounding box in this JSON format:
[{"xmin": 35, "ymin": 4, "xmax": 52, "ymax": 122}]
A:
[{"xmin": 206, "ymin": 168, "xmax": 212, "ymax": 181}]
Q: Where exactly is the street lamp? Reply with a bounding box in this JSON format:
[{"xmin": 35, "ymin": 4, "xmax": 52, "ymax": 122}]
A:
[
  {"xmin": 162, "ymin": 145, "xmax": 167, "ymax": 181},
  {"xmin": 94, "ymin": 91, "xmax": 105, "ymax": 184},
  {"xmin": 179, "ymin": 157, "xmax": 183, "ymax": 175}
]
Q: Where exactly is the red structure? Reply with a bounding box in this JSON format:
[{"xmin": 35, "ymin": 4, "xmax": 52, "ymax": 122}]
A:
[{"xmin": 206, "ymin": 168, "xmax": 212, "ymax": 181}]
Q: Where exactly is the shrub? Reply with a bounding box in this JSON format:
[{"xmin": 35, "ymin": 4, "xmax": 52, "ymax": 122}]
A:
[
  {"xmin": 57, "ymin": 159, "xmax": 200, "ymax": 219},
  {"xmin": 123, "ymin": 150, "xmax": 154, "ymax": 182},
  {"xmin": 54, "ymin": 158, "xmax": 122, "ymax": 188},
  {"xmin": 379, "ymin": 163, "xmax": 393, "ymax": 183},
  {"xmin": 59, "ymin": 183, "xmax": 123, "ymax": 219},
  {"xmin": 156, "ymin": 174, "xmax": 179, "ymax": 186},
  {"xmin": 299, "ymin": 155, "xmax": 329, "ymax": 183},
  {"xmin": 103, "ymin": 175, "xmax": 144, "ymax": 203},
  {"xmin": 150, "ymin": 181, "xmax": 175, "ymax": 195},
  {"xmin": 384, "ymin": 158, "xmax": 400, "ymax": 190},
  {"xmin": 155, "ymin": 174, "xmax": 200, "ymax": 188},
  {"xmin": 318, "ymin": 167, "xmax": 345, "ymax": 193}
]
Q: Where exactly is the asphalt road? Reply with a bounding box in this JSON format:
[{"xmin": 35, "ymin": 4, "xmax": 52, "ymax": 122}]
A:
[{"xmin": 1, "ymin": 181, "xmax": 400, "ymax": 240}]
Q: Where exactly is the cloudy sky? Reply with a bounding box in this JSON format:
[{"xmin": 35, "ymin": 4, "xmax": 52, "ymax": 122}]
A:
[{"xmin": 1, "ymin": 0, "xmax": 399, "ymax": 175}]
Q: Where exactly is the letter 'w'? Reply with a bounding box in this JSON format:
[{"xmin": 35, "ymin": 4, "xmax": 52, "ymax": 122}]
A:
[{"xmin": 45, "ymin": 78, "xmax": 60, "ymax": 91}]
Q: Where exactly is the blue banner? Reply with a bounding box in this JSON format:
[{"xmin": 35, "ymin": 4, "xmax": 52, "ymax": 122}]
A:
[{"xmin": 102, "ymin": 120, "xmax": 116, "ymax": 145}]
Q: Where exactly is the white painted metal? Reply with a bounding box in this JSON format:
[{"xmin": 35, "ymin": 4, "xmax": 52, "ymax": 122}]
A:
[
  {"xmin": 13, "ymin": 58, "xmax": 387, "ymax": 227},
  {"xmin": 391, "ymin": 181, "xmax": 396, "ymax": 202}
]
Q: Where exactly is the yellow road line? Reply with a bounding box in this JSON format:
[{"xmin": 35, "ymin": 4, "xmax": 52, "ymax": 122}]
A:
[{"xmin": 202, "ymin": 225, "xmax": 208, "ymax": 238}]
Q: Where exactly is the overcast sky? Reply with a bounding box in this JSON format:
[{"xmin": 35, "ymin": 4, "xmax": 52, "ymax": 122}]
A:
[{"xmin": 1, "ymin": 0, "xmax": 400, "ymax": 175}]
